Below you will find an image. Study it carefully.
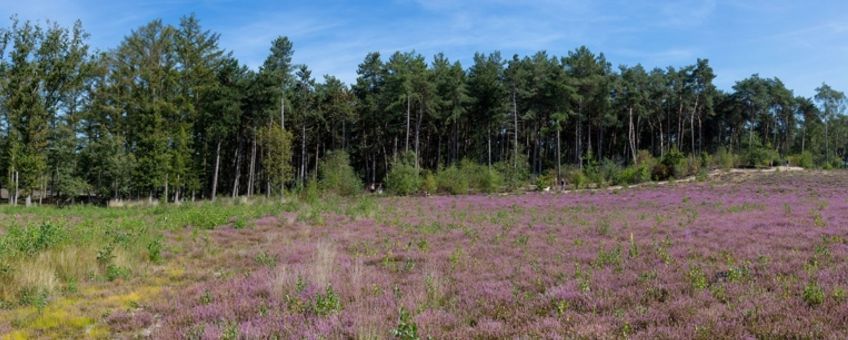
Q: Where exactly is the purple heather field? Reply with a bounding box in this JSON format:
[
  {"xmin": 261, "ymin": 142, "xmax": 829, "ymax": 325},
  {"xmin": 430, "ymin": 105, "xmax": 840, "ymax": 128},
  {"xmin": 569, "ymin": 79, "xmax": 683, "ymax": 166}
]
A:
[{"xmin": 120, "ymin": 171, "xmax": 848, "ymax": 339}]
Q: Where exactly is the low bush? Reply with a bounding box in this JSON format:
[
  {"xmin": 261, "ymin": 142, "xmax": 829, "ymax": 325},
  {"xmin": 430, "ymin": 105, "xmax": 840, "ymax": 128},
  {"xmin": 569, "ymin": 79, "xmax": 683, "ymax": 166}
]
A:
[
  {"xmin": 713, "ymin": 147, "xmax": 737, "ymax": 169},
  {"xmin": 436, "ymin": 165, "xmax": 468, "ymax": 195},
  {"xmin": 789, "ymin": 151, "xmax": 815, "ymax": 168},
  {"xmin": 386, "ymin": 152, "xmax": 421, "ymax": 196},
  {"xmin": 420, "ymin": 171, "xmax": 437, "ymax": 194},
  {"xmin": 318, "ymin": 150, "xmax": 362, "ymax": 196},
  {"xmin": 494, "ymin": 152, "xmax": 530, "ymax": 191}
]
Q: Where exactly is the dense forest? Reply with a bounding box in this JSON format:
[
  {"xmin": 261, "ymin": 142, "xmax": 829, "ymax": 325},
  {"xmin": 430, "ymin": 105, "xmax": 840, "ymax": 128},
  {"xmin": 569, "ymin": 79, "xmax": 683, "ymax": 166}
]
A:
[{"xmin": 0, "ymin": 15, "xmax": 846, "ymax": 204}]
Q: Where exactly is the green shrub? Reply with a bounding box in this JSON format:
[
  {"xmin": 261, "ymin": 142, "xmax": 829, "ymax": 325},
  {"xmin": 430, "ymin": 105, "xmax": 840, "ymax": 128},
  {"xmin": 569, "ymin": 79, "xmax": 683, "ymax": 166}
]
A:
[
  {"xmin": 314, "ymin": 286, "xmax": 341, "ymax": 316},
  {"xmin": 803, "ymin": 282, "xmax": 825, "ymax": 306},
  {"xmin": 614, "ymin": 164, "xmax": 651, "ymax": 185},
  {"xmin": 392, "ymin": 307, "xmax": 419, "ymax": 340},
  {"xmin": 635, "ymin": 150, "xmax": 656, "ymax": 167},
  {"xmin": 420, "ymin": 171, "xmax": 437, "ymax": 194},
  {"xmin": 713, "ymin": 147, "xmax": 736, "ymax": 169},
  {"xmin": 653, "ymin": 148, "xmax": 687, "ymax": 180},
  {"xmin": 494, "ymin": 152, "xmax": 530, "ymax": 191},
  {"xmin": 465, "ymin": 163, "xmax": 502, "ymax": 193},
  {"xmin": 4, "ymin": 222, "xmax": 66, "ymax": 255},
  {"xmin": 789, "ymin": 151, "xmax": 815, "ymax": 168},
  {"xmin": 535, "ymin": 169, "xmax": 557, "ymax": 190},
  {"xmin": 386, "ymin": 152, "xmax": 421, "ymax": 196},
  {"xmin": 437, "ymin": 165, "xmax": 468, "ymax": 195},
  {"xmin": 744, "ymin": 146, "xmax": 779, "ymax": 168},
  {"xmin": 318, "ymin": 150, "xmax": 362, "ymax": 196},
  {"xmin": 565, "ymin": 168, "xmax": 588, "ymax": 189}
]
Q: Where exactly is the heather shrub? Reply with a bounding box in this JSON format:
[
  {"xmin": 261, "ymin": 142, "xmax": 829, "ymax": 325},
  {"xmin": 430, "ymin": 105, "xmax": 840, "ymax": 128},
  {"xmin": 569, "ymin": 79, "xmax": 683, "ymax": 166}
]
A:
[
  {"xmin": 386, "ymin": 152, "xmax": 421, "ymax": 195},
  {"xmin": 319, "ymin": 150, "xmax": 362, "ymax": 196}
]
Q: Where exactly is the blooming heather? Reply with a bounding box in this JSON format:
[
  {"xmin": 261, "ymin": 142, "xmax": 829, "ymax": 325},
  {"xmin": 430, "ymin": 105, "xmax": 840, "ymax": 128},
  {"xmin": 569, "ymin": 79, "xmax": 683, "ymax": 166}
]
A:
[{"xmin": 125, "ymin": 171, "xmax": 848, "ymax": 339}]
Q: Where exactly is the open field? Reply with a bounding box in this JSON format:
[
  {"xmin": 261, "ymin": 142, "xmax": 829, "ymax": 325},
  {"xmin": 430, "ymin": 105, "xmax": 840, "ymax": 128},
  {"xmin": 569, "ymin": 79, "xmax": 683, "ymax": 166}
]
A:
[{"xmin": 2, "ymin": 170, "xmax": 848, "ymax": 339}]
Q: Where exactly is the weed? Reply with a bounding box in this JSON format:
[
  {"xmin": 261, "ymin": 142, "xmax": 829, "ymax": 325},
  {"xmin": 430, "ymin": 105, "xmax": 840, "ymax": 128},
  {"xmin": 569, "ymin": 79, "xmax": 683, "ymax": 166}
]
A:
[{"xmin": 392, "ymin": 307, "xmax": 419, "ymax": 339}]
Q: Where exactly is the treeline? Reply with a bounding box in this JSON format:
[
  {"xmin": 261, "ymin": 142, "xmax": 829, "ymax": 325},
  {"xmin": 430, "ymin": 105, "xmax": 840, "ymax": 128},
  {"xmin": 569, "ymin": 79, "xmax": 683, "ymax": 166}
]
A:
[{"xmin": 0, "ymin": 16, "xmax": 846, "ymax": 204}]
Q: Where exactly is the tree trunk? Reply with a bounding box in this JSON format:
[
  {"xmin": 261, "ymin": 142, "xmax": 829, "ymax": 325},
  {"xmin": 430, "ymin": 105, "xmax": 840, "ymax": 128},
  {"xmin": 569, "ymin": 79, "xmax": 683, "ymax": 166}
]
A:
[
  {"xmin": 14, "ymin": 170, "xmax": 19, "ymax": 206},
  {"xmin": 513, "ymin": 90, "xmax": 518, "ymax": 166},
  {"xmin": 301, "ymin": 125, "xmax": 307, "ymax": 183},
  {"xmin": 415, "ymin": 100, "xmax": 422, "ymax": 171},
  {"xmin": 163, "ymin": 174, "xmax": 169, "ymax": 204},
  {"xmin": 247, "ymin": 134, "xmax": 257, "ymax": 196},
  {"xmin": 174, "ymin": 175, "xmax": 181, "ymax": 203},
  {"xmin": 556, "ymin": 127, "xmax": 561, "ymax": 188},
  {"xmin": 405, "ymin": 95, "xmax": 410, "ymax": 152},
  {"xmin": 314, "ymin": 140, "xmax": 320, "ymax": 176},
  {"xmin": 232, "ymin": 139, "xmax": 242, "ymax": 198},
  {"xmin": 212, "ymin": 139, "xmax": 221, "ymax": 202},
  {"xmin": 487, "ymin": 125, "xmax": 492, "ymax": 168},
  {"xmin": 629, "ymin": 106, "xmax": 637, "ymax": 163}
]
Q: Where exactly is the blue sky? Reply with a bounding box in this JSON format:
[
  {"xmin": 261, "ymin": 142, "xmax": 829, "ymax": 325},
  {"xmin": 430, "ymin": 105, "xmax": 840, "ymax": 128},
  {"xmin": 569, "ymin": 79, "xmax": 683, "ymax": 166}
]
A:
[{"xmin": 4, "ymin": 0, "xmax": 847, "ymax": 97}]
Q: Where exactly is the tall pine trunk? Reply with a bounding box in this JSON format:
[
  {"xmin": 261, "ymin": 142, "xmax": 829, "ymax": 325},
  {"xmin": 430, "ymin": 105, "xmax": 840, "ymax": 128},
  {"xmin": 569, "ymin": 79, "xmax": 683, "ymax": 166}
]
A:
[
  {"xmin": 232, "ymin": 139, "xmax": 242, "ymax": 198},
  {"xmin": 247, "ymin": 134, "xmax": 257, "ymax": 197},
  {"xmin": 211, "ymin": 140, "xmax": 221, "ymax": 201}
]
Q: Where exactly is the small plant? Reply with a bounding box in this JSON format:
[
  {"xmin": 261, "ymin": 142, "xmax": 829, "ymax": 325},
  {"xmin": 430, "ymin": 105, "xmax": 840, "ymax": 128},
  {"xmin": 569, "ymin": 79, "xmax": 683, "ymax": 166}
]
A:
[
  {"xmin": 96, "ymin": 244, "xmax": 116, "ymax": 266},
  {"xmin": 314, "ymin": 286, "xmax": 341, "ymax": 316},
  {"xmin": 147, "ymin": 238, "xmax": 163, "ymax": 263},
  {"xmin": 595, "ymin": 218, "xmax": 611, "ymax": 236},
  {"xmin": 803, "ymin": 282, "xmax": 825, "ymax": 306},
  {"xmin": 554, "ymin": 300, "xmax": 569, "ymax": 316},
  {"xmin": 688, "ymin": 266, "xmax": 708, "ymax": 290},
  {"xmin": 220, "ymin": 322, "xmax": 239, "ymax": 340},
  {"xmin": 255, "ymin": 251, "xmax": 277, "ymax": 268},
  {"xmin": 105, "ymin": 264, "xmax": 130, "ymax": 281},
  {"xmin": 628, "ymin": 233, "xmax": 639, "ymax": 258},
  {"xmin": 392, "ymin": 307, "xmax": 419, "ymax": 340},
  {"xmin": 233, "ymin": 217, "xmax": 247, "ymax": 229},
  {"xmin": 200, "ymin": 289, "xmax": 213, "ymax": 305}
]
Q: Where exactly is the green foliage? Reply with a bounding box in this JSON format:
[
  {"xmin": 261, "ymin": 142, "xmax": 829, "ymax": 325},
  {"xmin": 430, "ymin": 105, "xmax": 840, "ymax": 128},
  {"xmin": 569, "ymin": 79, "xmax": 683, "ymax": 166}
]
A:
[
  {"xmin": 613, "ymin": 164, "xmax": 651, "ymax": 185},
  {"xmin": 789, "ymin": 151, "xmax": 815, "ymax": 168},
  {"xmin": 3, "ymin": 222, "xmax": 66, "ymax": 255},
  {"xmin": 319, "ymin": 150, "xmax": 362, "ymax": 196},
  {"xmin": 803, "ymin": 282, "xmax": 825, "ymax": 306},
  {"xmin": 566, "ymin": 168, "xmax": 588, "ymax": 189},
  {"xmin": 314, "ymin": 286, "xmax": 341, "ymax": 316},
  {"xmin": 259, "ymin": 125, "xmax": 295, "ymax": 196},
  {"xmin": 652, "ymin": 148, "xmax": 688, "ymax": 180},
  {"xmin": 386, "ymin": 152, "xmax": 421, "ymax": 196},
  {"xmin": 420, "ymin": 171, "xmax": 437, "ymax": 194},
  {"xmin": 494, "ymin": 152, "xmax": 530, "ymax": 191},
  {"xmin": 392, "ymin": 307, "xmax": 419, "ymax": 340},
  {"xmin": 688, "ymin": 266, "xmax": 708, "ymax": 290},
  {"xmin": 147, "ymin": 238, "xmax": 163, "ymax": 263},
  {"xmin": 436, "ymin": 165, "xmax": 468, "ymax": 195}
]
